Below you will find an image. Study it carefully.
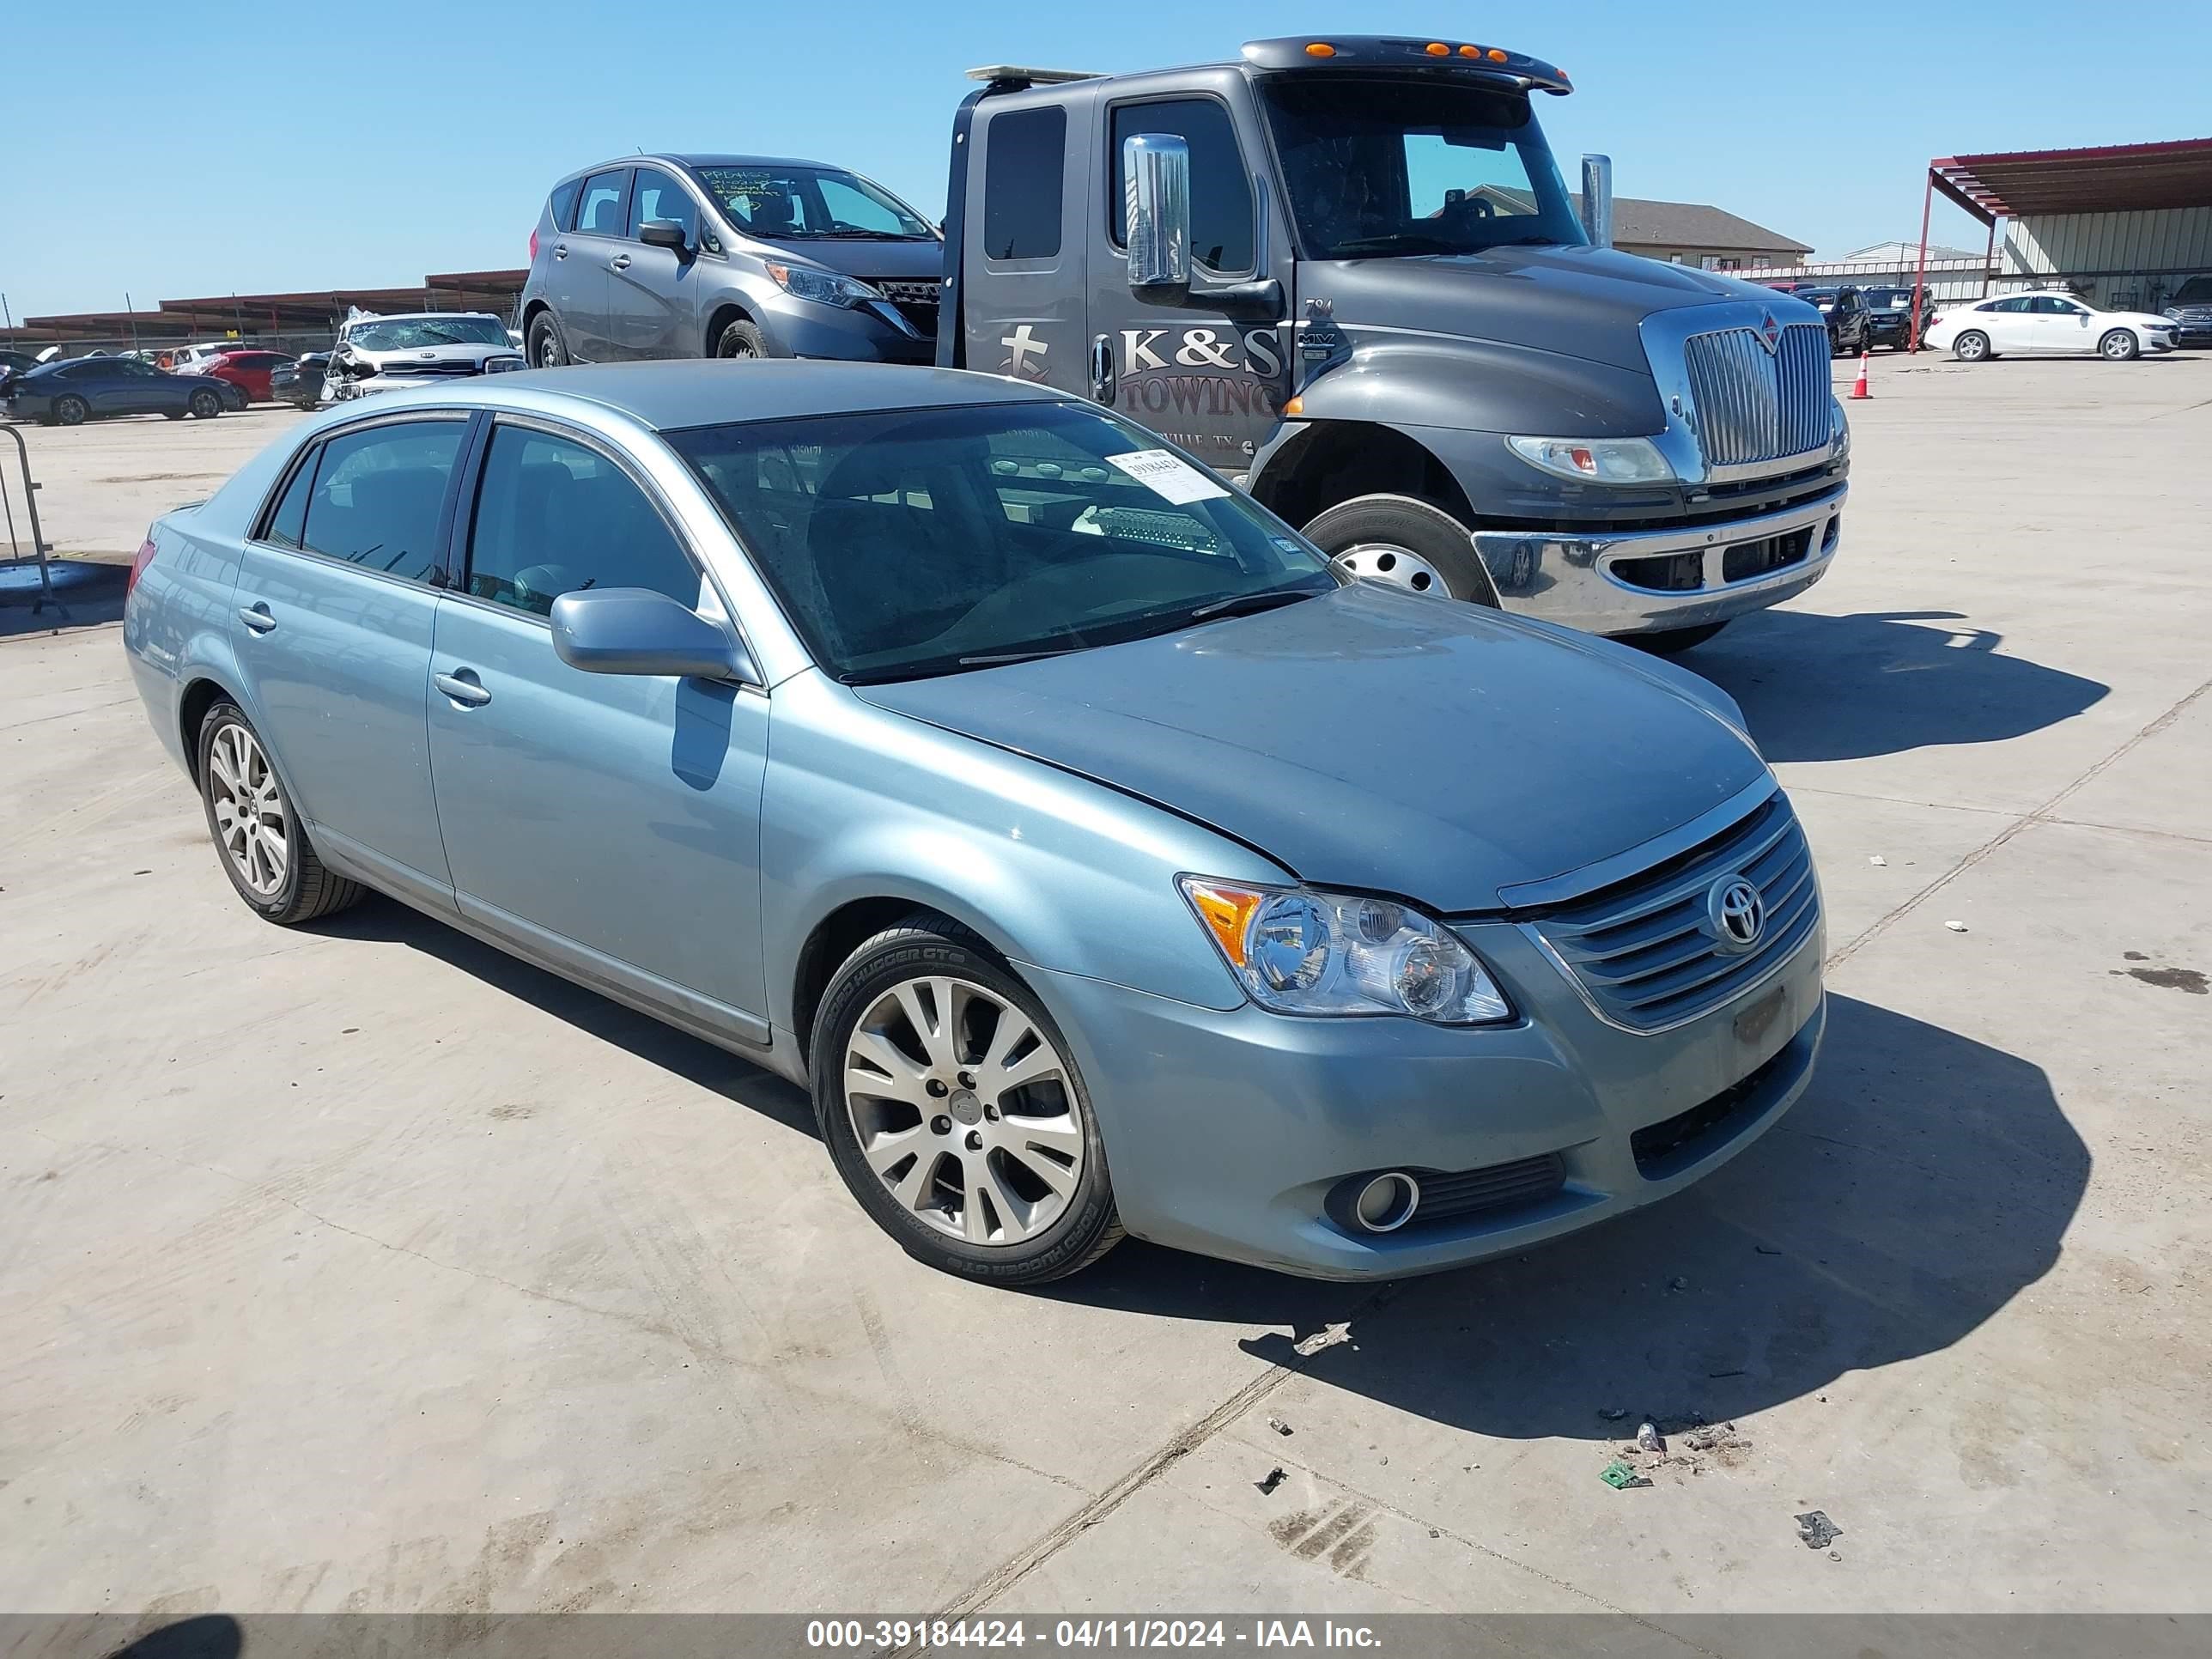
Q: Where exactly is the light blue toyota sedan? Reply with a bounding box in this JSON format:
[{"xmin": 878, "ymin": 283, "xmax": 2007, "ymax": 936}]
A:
[{"xmin": 123, "ymin": 361, "xmax": 1824, "ymax": 1285}]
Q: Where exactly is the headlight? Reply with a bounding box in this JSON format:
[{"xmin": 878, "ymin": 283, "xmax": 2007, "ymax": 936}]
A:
[
  {"xmin": 481, "ymin": 355, "xmax": 526, "ymax": 374},
  {"xmin": 1829, "ymin": 394, "xmax": 1850, "ymax": 459},
  {"xmin": 1506, "ymin": 434, "xmax": 1674, "ymax": 485},
  {"xmin": 1178, "ymin": 877, "xmax": 1512, "ymax": 1024},
  {"xmin": 764, "ymin": 262, "xmax": 884, "ymax": 310}
]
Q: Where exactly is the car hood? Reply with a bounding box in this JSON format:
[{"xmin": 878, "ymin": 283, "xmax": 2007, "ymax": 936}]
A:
[
  {"xmin": 853, "ymin": 583, "xmax": 1768, "ymax": 914},
  {"xmin": 751, "ymin": 235, "xmax": 944, "ymax": 283},
  {"xmin": 1304, "ymin": 244, "xmax": 1814, "ymax": 374}
]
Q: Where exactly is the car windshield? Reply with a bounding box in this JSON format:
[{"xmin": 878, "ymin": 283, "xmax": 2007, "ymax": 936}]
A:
[
  {"xmin": 1866, "ymin": 290, "xmax": 1912, "ymax": 308},
  {"xmin": 1259, "ymin": 75, "xmax": 1585, "ymax": 258},
  {"xmin": 693, "ymin": 165, "xmax": 936, "ymax": 240},
  {"xmin": 669, "ymin": 400, "xmax": 1340, "ymax": 684},
  {"xmin": 346, "ymin": 318, "xmax": 508, "ymax": 350},
  {"xmin": 2175, "ymin": 278, "xmax": 2212, "ymax": 306}
]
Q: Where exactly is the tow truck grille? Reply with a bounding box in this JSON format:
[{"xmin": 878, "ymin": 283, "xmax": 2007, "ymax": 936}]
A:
[
  {"xmin": 1683, "ymin": 323, "xmax": 1829, "ymax": 467},
  {"xmin": 1528, "ymin": 793, "xmax": 1818, "ymax": 1032}
]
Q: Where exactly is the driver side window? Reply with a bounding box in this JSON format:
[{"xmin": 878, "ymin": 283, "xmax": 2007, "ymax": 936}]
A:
[{"xmin": 1109, "ymin": 98, "xmax": 1255, "ymax": 273}]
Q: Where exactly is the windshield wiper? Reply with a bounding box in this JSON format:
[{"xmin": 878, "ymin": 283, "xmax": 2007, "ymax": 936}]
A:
[
  {"xmin": 1330, "ymin": 233, "xmax": 1462, "ymax": 256},
  {"xmin": 1187, "ymin": 587, "xmax": 1326, "ymax": 623},
  {"xmin": 955, "ymin": 644, "xmax": 1088, "ymax": 667},
  {"xmin": 817, "ymin": 229, "xmax": 930, "ymax": 240}
]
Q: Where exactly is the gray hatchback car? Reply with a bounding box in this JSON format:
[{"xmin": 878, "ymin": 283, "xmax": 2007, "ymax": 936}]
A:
[
  {"xmin": 519, "ymin": 155, "xmax": 943, "ymax": 371},
  {"xmin": 123, "ymin": 361, "xmax": 1824, "ymax": 1285}
]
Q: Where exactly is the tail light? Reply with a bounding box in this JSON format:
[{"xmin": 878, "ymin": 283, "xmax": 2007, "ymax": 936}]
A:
[
  {"xmin": 530, "ymin": 227, "xmax": 539, "ymax": 263},
  {"xmin": 126, "ymin": 535, "xmax": 159, "ymax": 598}
]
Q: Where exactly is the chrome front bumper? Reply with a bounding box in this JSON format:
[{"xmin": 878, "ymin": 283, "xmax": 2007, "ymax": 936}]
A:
[{"xmin": 1473, "ymin": 483, "xmax": 1846, "ymax": 636}]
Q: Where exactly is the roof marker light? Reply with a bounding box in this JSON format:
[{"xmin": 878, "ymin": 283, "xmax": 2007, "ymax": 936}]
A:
[
  {"xmin": 1304, "ymin": 42, "xmax": 1335, "ymax": 58},
  {"xmin": 1487, "ymin": 48, "xmax": 1509, "ymax": 62},
  {"xmin": 1425, "ymin": 42, "xmax": 1450, "ymax": 56},
  {"xmin": 1459, "ymin": 44, "xmax": 1481, "ymax": 57}
]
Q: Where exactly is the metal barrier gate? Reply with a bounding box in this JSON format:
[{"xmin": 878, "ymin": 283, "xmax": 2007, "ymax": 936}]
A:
[{"xmin": 2, "ymin": 424, "xmax": 58, "ymax": 616}]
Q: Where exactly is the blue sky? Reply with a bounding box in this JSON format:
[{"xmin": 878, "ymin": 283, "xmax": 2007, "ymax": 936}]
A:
[{"xmin": 5, "ymin": 0, "xmax": 2209, "ymax": 323}]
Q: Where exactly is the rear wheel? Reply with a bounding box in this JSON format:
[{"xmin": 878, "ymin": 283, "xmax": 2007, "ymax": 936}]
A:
[
  {"xmin": 195, "ymin": 702, "xmax": 364, "ymax": 926},
  {"xmin": 1625, "ymin": 620, "xmax": 1729, "ymax": 656},
  {"xmin": 526, "ymin": 311, "xmax": 569, "ymax": 368},
  {"xmin": 54, "ymin": 394, "xmax": 88, "ymax": 426},
  {"xmin": 812, "ymin": 916, "xmax": 1123, "ymax": 1285},
  {"xmin": 2099, "ymin": 328, "xmax": 2139, "ymax": 362},
  {"xmin": 1300, "ymin": 494, "xmax": 1498, "ymax": 604},
  {"xmin": 715, "ymin": 319, "xmax": 767, "ymax": 360},
  {"xmin": 1953, "ymin": 330, "xmax": 1991, "ymax": 362},
  {"xmin": 188, "ymin": 389, "xmax": 222, "ymax": 419}
]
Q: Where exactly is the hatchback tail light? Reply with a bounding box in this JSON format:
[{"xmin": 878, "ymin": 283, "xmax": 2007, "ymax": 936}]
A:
[
  {"xmin": 530, "ymin": 227, "xmax": 539, "ymax": 263},
  {"xmin": 126, "ymin": 535, "xmax": 159, "ymax": 598}
]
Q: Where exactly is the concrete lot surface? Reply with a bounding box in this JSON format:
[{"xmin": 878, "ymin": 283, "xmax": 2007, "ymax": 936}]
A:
[{"xmin": 3, "ymin": 358, "xmax": 2209, "ymax": 1618}]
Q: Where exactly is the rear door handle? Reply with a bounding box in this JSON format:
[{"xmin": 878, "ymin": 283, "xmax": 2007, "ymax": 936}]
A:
[
  {"xmin": 553, "ymin": 243, "xmax": 569, "ymax": 259},
  {"xmin": 610, "ymin": 253, "xmax": 632, "ymax": 270},
  {"xmin": 238, "ymin": 602, "xmax": 276, "ymax": 634},
  {"xmin": 434, "ymin": 670, "xmax": 491, "ymax": 708}
]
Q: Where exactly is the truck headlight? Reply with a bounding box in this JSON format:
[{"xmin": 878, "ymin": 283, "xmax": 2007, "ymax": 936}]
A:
[
  {"xmin": 1506, "ymin": 434, "xmax": 1674, "ymax": 485},
  {"xmin": 764, "ymin": 262, "xmax": 885, "ymax": 310},
  {"xmin": 1179, "ymin": 878, "xmax": 1512, "ymax": 1024},
  {"xmin": 1829, "ymin": 395, "xmax": 1850, "ymax": 459}
]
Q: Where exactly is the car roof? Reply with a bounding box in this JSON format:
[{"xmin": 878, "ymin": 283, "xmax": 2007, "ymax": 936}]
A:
[
  {"xmin": 374, "ymin": 360, "xmax": 1065, "ymax": 431},
  {"xmin": 562, "ymin": 154, "xmax": 838, "ymax": 185}
]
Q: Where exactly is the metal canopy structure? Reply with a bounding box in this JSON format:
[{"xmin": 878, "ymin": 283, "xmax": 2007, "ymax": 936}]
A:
[
  {"xmin": 1910, "ymin": 137, "xmax": 2212, "ymax": 348},
  {"xmin": 3, "ymin": 269, "xmax": 530, "ymax": 350}
]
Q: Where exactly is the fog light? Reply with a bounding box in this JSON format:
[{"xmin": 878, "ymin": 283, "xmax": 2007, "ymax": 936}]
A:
[{"xmin": 1352, "ymin": 1172, "xmax": 1420, "ymax": 1233}]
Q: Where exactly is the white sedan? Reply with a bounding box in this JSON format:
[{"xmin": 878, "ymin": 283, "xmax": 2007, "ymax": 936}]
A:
[{"xmin": 1926, "ymin": 293, "xmax": 2181, "ymax": 362}]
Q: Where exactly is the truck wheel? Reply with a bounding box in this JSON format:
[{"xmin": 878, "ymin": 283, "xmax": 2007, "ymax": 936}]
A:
[
  {"xmin": 716, "ymin": 319, "xmax": 767, "ymax": 360},
  {"xmin": 1300, "ymin": 495, "xmax": 1498, "ymax": 605},
  {"xmin": 1953, "ymin": 331, "xmax": 1990, "ymax": 362},
  {"xmin": 1625, "ymin": 621, "xmax": 1729, "ymax": 656}
]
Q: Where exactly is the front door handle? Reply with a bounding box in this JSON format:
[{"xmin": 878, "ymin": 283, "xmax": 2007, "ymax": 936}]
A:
[
  {"xmin": 238, "ymin": 602, "xmax": 276, "ymax": 634},
  {"xmin": 1089, "ymin": 334, "xmax": 1115, "ymax": 404},
  {"xmin": 434, "ymin": 670, "xmax": 491, "ymax": 708},
  {"xmin": 610, "ymin": 253, "xmax": 632, "ymax": 270}
]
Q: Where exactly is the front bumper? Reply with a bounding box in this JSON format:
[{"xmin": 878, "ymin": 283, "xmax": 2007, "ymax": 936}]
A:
[
  {"xmin": 1473, "ymin": 483, "xmax": 1846, "ymax": 635},
  {"xmin": 1030, "ymin": 914, "xmax": 1825, "ymax": 1279}
]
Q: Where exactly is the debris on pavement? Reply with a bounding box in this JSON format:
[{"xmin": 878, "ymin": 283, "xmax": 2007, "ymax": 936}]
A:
[
  {"xmin": 1267, "ymin": 1416, "xmax": 1293, "ymax": 1436},
  {"xmin": 1636, "ymin": 1421, "xmax": 1664, "ymax": 1454},
  {"xmin": 1600, "ymin": 1460, "xmax": 1652, "ymax": 1490},
  {"xmin": 1945, "ymin": 920, "xmax": 1970, "ymax": 933},
  {"xmin": 1796, "ymin": 1510, "xmax": 1843, "ymax": 1549},
  {"xmin": 1257, "ymin": 1468, "xmax": 1285, "ymax": 1496},
  {"xmin": 1292, "ymin": 1322, "xmax": 1352, "ymax": 1357},
  {"xmin": 1754, "ymin": 1244, "xmax": 1783, "ymax": 1255},
  {"xmin": 1868, "ymin": 854, "xmax": 1887, "ymax": 866}
]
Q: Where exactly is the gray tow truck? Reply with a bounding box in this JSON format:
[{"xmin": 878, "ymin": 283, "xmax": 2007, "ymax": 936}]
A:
[{"xmin": 935, "ymin": 33, "xmax": 1850, "ymax": 651}]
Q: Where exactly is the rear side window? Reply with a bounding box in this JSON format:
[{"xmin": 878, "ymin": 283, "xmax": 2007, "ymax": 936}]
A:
[
  {"xmin": 575, "ymin": 169, "xmax": 629, "ymax": 234},
  {"xmin": 465, "ymin": 425, "xmax": 701, "ymax": 617},
  {"xmin": 1110, "ymin": 97, "xmax": 1254, "ymax": 272},
  {"xmin": 982, "ymin": 106, "xmax": 1066, "ymax": 261},
  {"xmin": 301, "ymin": 421, "xmax": 467, "ymax": 582},
  {"xmin": 550, "ymin": 179, "xmax": 582, "ymax": 233}
]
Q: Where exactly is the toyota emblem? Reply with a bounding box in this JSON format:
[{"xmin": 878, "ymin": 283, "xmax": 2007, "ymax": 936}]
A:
[{"xmin": 1709, "ymin": 876, "xmax": 1765, "ymax": 952}]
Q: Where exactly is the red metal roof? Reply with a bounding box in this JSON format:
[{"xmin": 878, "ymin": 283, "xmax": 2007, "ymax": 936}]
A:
[{"xmin": 1931, "ymin": 137, "xmax": 2212, "ymax": 222}]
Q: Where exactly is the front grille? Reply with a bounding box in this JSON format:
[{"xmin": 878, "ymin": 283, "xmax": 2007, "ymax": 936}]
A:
[
  {"xmin": 1631, "ymin": 1043, "xmax": 1794, "ymax": 1176},
  {"xmin": 870, "ymin": 278, "xmax": 940, "ymax": 339},
  {"xmin": 1683, "ymin": 322, "xmax": 1829, "ymax": 467},
  {"xmin": 382, "ymin": 361, "xmax": 483, "ymax": 377},
  {"xmin": 1529, "ymin": 793, "xmax": 1818, "ymax": 1032}
]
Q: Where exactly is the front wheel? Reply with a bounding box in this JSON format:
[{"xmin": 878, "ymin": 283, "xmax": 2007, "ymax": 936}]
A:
[
  {"xmin": 1953, "ymin": 331, "xmax": 1991, "ymax": 362},
  {"xmin": 1300, "ymin": 494, "xmax": 1498, "ymax": 604},
  {"xmin": 811, "ymin": 916, "xmax": 1123, "ymax": 1285},
  {"xmin": 2099, "ymin": 329, "xmax": 2140, "ymax": 362},
  {"xmin": 196, "ymin": 702, "xmax": 364, "ymax": 925},
  {"xmin": 715, "ymin": 319, "xmax": 767, "ymax": 360},
  {"xmin": 1625, "ymin": 620, "xmax": 1729, "ymax": 656},
  {"xmin": 188, "ymin": 389, "xmax": 222, "ymax": 419}
]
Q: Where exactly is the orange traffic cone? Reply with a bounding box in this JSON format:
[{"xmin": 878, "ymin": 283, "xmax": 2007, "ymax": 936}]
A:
[{"xmin": 1849, "ymin": 349, "xmax": 1871, "ymax": 400}]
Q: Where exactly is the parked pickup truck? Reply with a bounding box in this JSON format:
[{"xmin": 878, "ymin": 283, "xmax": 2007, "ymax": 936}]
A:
[{"xmin": 935, "ymin": 34, "xmax": 1850, "ymax": 652}]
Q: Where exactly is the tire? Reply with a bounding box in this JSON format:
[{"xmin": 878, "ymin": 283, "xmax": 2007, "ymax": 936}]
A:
[
  {"xmin": 526, "ymin": 311, "xmax": 569, "ymax": 368},
  {"xmin": 195, "ymin": 701, "xmax": 364, "ymax": 927},
  {"xmin": 1952, "ymin": 331, "xmax": 1991, "ymax": 362},
  {"xmin": 2099, "ymin": 329, "xmax": 2139, "ymax": 362},
  {"xmin": 715, "ymin": 319, "xmax": 767, "ymax": 360},
  {"xmin": 1625, "ymin": 620, "xmax": 1729, "ymax": 655},
  {"xmin": 811, "ymin": 915, "xmax": 1124, "ymax": 1285},
  {"xmin": 1300, "ymin": 494, "xmax": 1498, "ymax": 604},
  {"xmin": 54, "ymin": 394, "xmax": 88, "ymax": 426},
  {"xmin": 188, "ymin": 389, "xmax": 222, "ymax": 419},
  {"xmin": 164, "ymin": 410, "xmax": 187, "ymax": 421}
]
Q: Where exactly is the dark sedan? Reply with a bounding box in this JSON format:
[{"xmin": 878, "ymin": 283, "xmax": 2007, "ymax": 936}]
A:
[
  {"xmin": 269, "ymin": 352, "xmax": 330, "ymax": 409},
  {"xmin": 4, "ymin": 356, "xmax": 232, "ymax": 425}
]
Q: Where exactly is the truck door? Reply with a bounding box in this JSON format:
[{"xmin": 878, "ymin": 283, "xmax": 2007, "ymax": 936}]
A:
[
  {"xmin": 1087, "ymin": 91, "xmax": 1291, "ymax": 476},
  {"xmin": 958, "ymin": 97, "xmax": 1091, "ymax": 403}
]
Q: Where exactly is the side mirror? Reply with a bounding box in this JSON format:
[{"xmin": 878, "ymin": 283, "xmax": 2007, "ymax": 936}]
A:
[
  {"xmin": 1124, "ymin": 133, "xmax": 1192, "ymax": 302},
  {"xmin": 1580, "ymin": 154, "xmax": 1613, "ymax": 249},
  {"xmin": 639, "ymin": 219, "xmax": 690, "ymax": 253},
  {"xmin": 550, "ymin": 587, "xmax": 753, "ymax": 681}
]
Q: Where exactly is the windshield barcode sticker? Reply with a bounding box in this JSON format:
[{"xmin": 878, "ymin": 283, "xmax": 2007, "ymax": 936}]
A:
[{"xmin": 1106, "ymin": 449, "xmax": 1229, "ymax": 505}]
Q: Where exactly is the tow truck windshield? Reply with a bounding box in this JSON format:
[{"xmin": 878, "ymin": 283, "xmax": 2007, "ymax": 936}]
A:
[{"xmin": 1260, "ymin": 75, "xmax": 1586, "ymax": 259}]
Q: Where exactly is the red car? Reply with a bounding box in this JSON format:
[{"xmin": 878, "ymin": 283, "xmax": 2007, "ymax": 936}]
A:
[{"xmin": 198, "ymin": 349, "xmax": 295, "ymax": 404}]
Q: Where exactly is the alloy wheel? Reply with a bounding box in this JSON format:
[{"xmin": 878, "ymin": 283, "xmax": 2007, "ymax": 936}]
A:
[
  {"xmin": 842, "ymin": 975, "xmax": 1085, "ymax": 1246},
  {"xmin": 1330, "ymin": 542, "xmax": 1445, "ymax": 594},
  {"xmin": 208, "ymin": 721, "xmax": 289, "ymax": 896}
]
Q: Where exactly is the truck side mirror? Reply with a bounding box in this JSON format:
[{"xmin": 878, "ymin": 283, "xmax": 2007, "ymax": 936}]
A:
[
  {"xmin": 1580, "ymin": 154, "xmax": 1613, "ymax": 249},
  {"xmin": 1124, "ymin": 133, "xmax": 1192, "ymax": 303}
]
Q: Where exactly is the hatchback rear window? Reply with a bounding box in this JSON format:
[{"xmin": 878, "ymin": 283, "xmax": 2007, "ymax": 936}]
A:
[{"xmin": 550, "ymin": 179, "xmax": 581, "ymax": 233}]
